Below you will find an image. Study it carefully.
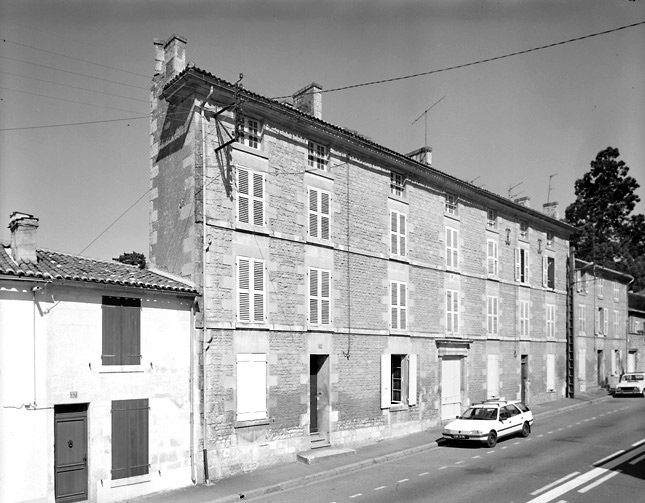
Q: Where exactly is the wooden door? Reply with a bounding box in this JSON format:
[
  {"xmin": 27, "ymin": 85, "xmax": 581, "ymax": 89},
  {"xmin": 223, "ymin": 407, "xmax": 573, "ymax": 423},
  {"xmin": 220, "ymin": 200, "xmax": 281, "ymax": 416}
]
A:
[
  {"xmin": 55, "ymin": 404, "xmax": 88, "ymax": 503},
  {"xmin": 310, "ymin": 355, "xmax": 329, "ymax": 437},
  {"xmin": 441, "ymin": 357, "xmax": 461, "ymax": 420}
]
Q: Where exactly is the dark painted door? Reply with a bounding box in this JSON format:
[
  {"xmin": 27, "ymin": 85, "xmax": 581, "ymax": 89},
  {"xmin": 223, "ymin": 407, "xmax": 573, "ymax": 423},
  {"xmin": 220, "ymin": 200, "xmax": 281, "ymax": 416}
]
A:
[
  {"xmin": 55, "ymin": 404, "xmax": 88, "ymax": 503},
  {"xmin": 310, "ymin": 355, "xmax": 329, "ymax": 436},
  {"xmin": 521, "ymin": 355, "xmax": 528, "ymax": 403}
]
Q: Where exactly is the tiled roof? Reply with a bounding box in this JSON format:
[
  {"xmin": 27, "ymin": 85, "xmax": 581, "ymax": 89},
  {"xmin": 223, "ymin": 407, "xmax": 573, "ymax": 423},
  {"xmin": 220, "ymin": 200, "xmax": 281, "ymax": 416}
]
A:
[{"xmin": 0, "ymin": 245, "xmax": 196, "ymax": 294}]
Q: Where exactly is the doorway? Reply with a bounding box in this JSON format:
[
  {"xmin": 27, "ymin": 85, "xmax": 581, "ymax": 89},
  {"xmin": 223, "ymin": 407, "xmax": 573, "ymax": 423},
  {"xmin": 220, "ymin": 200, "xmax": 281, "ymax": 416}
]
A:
[
  {"xmin": 310, "ymin": 355, "xmax": 330, "ymax": 439},
  {"xmin": 520, "ymin": 355, "xmax": 528, "ymax": 403},
  {"xmin": 597, "ymin": 350, "xmax": 604, "ymax": 387},
  {"xmin": 54, "ymin": 403, "xmax": 88, "ymax": 503},
  {"xmin": 441, "ymin": 357, "xmax": 462, "ymax": 420}
]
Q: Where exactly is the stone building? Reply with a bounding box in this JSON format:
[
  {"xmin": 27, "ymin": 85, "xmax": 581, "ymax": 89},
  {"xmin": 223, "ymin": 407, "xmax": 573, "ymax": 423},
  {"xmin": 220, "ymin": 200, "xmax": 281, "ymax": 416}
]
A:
[
  {"xmin": 149, "ymin": 35, "xmax": 574, "ymax": 481},
  {"xmin": 627, "ymin": 292, "xmax": 645, "ymax": 372},
  {"xmin": 572, "ymin": 259, "xmax": 632, "ymax": 394},
  {"xmin": 0, "ymin": 213, "xmax": 197, "ymax": 503}
]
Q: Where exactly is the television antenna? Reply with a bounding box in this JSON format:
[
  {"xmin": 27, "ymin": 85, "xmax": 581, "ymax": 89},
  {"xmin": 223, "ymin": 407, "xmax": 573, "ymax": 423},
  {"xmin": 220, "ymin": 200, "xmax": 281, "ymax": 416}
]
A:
[
  {"xmin": 412, "ymin": 95, "xmax": 446, "ymax": 147},
  {"xmin": 547, "ymin": 174, "xmax": 558, "ymax": 203}
]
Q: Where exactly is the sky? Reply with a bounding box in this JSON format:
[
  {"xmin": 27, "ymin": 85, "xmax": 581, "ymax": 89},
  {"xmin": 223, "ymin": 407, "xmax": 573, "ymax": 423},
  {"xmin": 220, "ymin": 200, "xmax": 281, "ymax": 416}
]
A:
[{"xmin": 1, "ymin": 0, "xmax": 644, "ymax": 262}]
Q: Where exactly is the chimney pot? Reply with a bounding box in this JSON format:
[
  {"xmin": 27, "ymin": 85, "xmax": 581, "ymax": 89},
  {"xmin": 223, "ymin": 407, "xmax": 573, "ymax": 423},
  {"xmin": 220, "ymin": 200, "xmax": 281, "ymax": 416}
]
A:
[
  {"xmin": 406, "ymin": 146, "xmax": 433, "ymax": 167},
  {"xmin": 293, "ymin": 83, "xmax": 322, "ymax": 119},
  {"xmin": 542, "ymin": 201, "xmax": 560, "ymax": 219},
  {"xmin": 514, "ymin": 196, "xmax": 531, "ymax": 208},
  {"xmin": 9, "ymin": 212, "xmax": 39, "ymax": 264}
]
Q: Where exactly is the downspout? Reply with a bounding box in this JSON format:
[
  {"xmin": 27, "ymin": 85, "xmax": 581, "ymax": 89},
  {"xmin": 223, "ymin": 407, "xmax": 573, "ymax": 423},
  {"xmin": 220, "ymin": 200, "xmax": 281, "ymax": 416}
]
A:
[
  {"xmin": 31, "ymin": 285, "xmax": 41, "ymax": 407},
  {"xmin": 189, "ymin": 301, "xmax": 196, "ymax": 484},
  {"xmin": 201, "ymin": 86, "xmax": 214, "ymax": 484}
]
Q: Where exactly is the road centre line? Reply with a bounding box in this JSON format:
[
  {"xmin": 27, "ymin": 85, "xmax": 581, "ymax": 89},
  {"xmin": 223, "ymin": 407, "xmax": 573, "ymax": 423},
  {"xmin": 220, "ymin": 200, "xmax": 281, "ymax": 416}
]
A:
[
  {"xmin": 374, "ymin": 486, "xmax": 386, "ymax": 491},
  {"xmin": 418, "ymin": 472, "xmax": 429, "ymax": 476},
  {"xmin": 578, "ymin": 469, "xmax": 621, "ymax": 493},
  {"xmin": 629, "ymin": 453, "xmax": 645, "ymax": 465},
  {"xmin": 349, "ymin": 493, "xmax": 362, "ymax": 498},
  {"xmin": 530, "ymin": 472, "xmax": 580, "ymax": 496},
  {"xmin": 633, "ymin": 438, "xmax": 645, "ymax": 447},
  {"xmin": 593, "ymin": 450, "xmax": 625, "ymax": 466},
  {"xmin": 398, "ymin": 479, "xmax": 409, "ymax": 483},
  {"xmin": 455, "ymin": 460, "xmax": 464, "ymax": 464}
]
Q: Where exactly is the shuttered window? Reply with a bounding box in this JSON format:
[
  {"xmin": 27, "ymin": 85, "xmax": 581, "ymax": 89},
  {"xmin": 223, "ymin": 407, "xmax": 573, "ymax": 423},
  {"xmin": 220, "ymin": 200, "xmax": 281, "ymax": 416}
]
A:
[
  {"xmin": 546, "ymin": 304, "xmax": 555, "ymax": 338},
  {"xmin": 546, "ymin": 355, "xmax": 555, "ymax": 392},
  {"xmin": 308, "ymin": 188, "xmax": 331, "ymax": 240},
  {"xmin": 446, "ymin": 290, "xmax": 459, "ymax": 334},
  {"xmin": 390, "ymin": 281, "xmax": 407, "ymax": 330},
  {"xmin": 487, "ymin": 239, "xmax": 498, "ymax": 277},
  {"xmin": 487, "ymin": 354, "xmax": 499, "ymax": 399},
  {"xmin": 102, "ymin": 297, "xmax": 141, "ymax": 366},
  {"xmin": 380, "ymin": 354, "xmax": 417, "ymax": 408},
  {"xmin": 238, "ymin": 257, "xmax": 265, "ymax": 323},
  {"xmin": 515, "ymin": 248, "xmax": 529, "ymax": 284},
  {"xmin": 520, "ymin": 300, "xmax": 530, "ymax": 336},
  {"xmin": 111, "ymin": 399, "xmax": 148, "ymax": 480},
  {"xmin": 542, "ymin": 256, "xmax": 555, "ymax": 289},
  {"xmin": 236, "ymin": 354, "xmax": 267, "ymax": 421},
  {"xmin": 237, "ymin": 167, "xmax": 264, "ymax": 226},
  {"xmin": 309, "ymin": 268, "xmax": 331, "ymax": 326},
  {"xmin": 390, "ymin": 210, "xmax": 407, "ymax": 257},
  {"xmin": 446, "ymin": 227, "xmax": 459, "ymax": 269},
  {"xmin": 487, "ymin": 296, "xmax": 498, "ymax": 336}
]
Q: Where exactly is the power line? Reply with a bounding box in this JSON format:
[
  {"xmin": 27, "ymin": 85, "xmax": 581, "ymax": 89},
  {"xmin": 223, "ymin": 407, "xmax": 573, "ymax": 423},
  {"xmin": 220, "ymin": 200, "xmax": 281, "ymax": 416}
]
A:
[
  {"xmin": 1, "ymin": 38, "xmax": 150, "ymax": 78},
  {"xmin": 0, "ymin": 55, "xmax": 149, "ymax": 90},
  {"xmin": 0, "ymin": 69, "xmax": 148, "ymax": 103},
  {"xmin": 271, "ymin": 19, "xmax": 645, "ymax": 99},
  {"xmin": 0, "ymin": 115, "xmax": 149, "ymax": 132}
]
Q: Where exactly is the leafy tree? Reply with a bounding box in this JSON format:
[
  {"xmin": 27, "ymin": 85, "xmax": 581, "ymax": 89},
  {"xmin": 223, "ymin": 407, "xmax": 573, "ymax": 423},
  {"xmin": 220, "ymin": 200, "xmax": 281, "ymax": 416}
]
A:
[
  {"xmin": 115, "ymin": 251, "xmax": 147, "ymax": 269},
  {"xmin": 565, "ymin": 147, "xmax": 645, "ymax": 291}
]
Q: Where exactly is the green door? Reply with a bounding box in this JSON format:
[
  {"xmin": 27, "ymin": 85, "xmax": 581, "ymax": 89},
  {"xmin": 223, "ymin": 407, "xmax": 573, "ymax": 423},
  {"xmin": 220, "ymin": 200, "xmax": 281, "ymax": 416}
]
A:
[{"xmin": 55, "ymin": 404, "xmax": 88, "ymax": 503}]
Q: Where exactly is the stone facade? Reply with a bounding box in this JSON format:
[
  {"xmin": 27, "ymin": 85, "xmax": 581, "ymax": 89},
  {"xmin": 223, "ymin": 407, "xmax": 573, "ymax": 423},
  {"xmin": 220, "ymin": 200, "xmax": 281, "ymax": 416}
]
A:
[
  {"xmin": 627, "ymin": 292, "xmax": 645, "ymax": 372},
  {"xmin": 149, "ymin": 35, "xmax": 573, "ymax": 482}
]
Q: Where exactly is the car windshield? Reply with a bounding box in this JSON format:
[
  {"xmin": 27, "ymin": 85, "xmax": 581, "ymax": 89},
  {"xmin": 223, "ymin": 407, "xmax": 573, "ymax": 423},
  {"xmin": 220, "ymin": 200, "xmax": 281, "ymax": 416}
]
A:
[
  {"xmin": 622, "ymin": 374, "xmax": 644, "ymax": 382},
  {"xmin": 460, "ymin": 407, "xmax": 497, "ymax": 420}
]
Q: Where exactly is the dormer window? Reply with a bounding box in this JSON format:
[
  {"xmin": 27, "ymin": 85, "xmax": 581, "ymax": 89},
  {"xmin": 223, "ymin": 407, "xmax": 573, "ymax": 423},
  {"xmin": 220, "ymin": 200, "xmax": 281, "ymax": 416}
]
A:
[
  {"xmin": 390, "ymin": 172, "xmax": 405, "ymax": 197},
  {"xmin": 308, "ymin": 140, "xmax": 328, "ymax": 170},
  {"xmin": 239, "ymin": 117, "xmax": 262, "ymax": 149},
  {"xmin": 487, "ymin": 209, "xmax": 497, "ymax": 229},
  {"xmin": 519, "ymin": 220, "xmax": 529, "ymax": 240},
  {"xmin": 445, "ymin": 193, "xmax": 458, "ymax": 216}
]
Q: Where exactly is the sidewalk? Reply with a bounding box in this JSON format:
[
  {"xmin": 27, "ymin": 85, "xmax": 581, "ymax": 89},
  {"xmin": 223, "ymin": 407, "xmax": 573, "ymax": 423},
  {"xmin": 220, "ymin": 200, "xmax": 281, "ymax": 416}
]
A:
[{"xmin": 128, "ymin": 390, "xmax": 612, "ymax": 503}]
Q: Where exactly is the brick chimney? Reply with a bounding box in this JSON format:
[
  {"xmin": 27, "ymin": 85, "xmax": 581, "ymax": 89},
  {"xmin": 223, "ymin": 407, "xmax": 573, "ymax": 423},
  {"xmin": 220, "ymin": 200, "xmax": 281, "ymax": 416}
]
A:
[
  {"xmin": 542, "ymin": 201, "xmax": 559, "ymax": 219},
  {"xmin": 163, "ymin": 34, "xmax": 187, "ymax": 81},
  {"xmin": 9, "ymin": 212, "xmax": 39, "ymax": 264},
  {"xmin": 293, "ymin": 83, "xmax": 322, "ymax": 119},
  {"xmin": 514, "ymin": 196, "xmax": 531, "ymax": 208},
  {"xmin": 406, "ymin": 146, "xmax": 433, "ymax": 167}
]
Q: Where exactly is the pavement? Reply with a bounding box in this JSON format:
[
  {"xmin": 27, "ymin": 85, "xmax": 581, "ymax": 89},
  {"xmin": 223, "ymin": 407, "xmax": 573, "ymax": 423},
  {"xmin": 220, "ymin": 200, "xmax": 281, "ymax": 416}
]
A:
[{"xmin": 128, "ymin": 390, "xmax": 613, "ymax": 503}]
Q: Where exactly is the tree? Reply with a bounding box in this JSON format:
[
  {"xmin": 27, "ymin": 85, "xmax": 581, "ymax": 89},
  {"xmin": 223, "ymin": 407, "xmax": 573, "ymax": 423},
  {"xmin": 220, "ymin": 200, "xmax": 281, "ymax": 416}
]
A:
[
  {"xmin": 115, "ymin": 251, "xmax": 147, "ymax": 269},
  {"xmin": 565, "ymin": 147, "xmax": 645, "ymax": 291}
]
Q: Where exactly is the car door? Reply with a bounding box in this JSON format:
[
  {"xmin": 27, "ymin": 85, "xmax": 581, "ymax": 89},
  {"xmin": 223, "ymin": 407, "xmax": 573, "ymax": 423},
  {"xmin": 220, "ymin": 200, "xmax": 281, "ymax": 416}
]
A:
[
  {"xmin": 505, "ymin": 404, "xmax": 524, "ymax": 434},
  {"xmin": 497, "ymin": 406, "xmax": 514, "ymax": 438}
]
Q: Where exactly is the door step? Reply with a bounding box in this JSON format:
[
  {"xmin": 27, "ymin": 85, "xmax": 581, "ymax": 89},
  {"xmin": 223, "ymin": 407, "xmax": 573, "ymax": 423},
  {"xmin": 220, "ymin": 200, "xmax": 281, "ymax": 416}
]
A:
[
  {"xmin": 310, "ymin": 433, "xmax": 331, "ymax": 449},
  {"xmin": 297, "ymin": 446, "xmax": 356, "ymax": 465}
]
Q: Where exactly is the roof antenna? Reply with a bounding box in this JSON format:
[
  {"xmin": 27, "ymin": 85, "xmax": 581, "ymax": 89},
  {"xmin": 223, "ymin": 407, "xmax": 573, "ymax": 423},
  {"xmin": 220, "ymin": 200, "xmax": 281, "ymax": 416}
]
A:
[
  {"xmin": 412, "ymin": 95, "xmax": 446, "ymax": 147},
  {"xmin": 547, "ymin": 174, "xmax": 558, "ymax": 204}
]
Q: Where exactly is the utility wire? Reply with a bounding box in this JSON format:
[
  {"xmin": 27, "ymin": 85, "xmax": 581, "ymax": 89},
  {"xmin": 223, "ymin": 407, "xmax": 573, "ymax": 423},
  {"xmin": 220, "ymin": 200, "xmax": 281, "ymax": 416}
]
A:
[
  {"xmin": 0, "ymin": 55, "xmax": 149, "ymax": 90},
  {"xmin": 1, "ymin": 38, "xmax": 150, "ymax": 78},
  {"xmin": 0, "ymin": 115, "xmax": 149, "ymax": 132},
  {"xmin": 271, "ymin": 20, "xmax": 645, "ymax": 99},
  {"xmin": 0, "ymin": 69, "xmax": 149, "ymax": 102}
]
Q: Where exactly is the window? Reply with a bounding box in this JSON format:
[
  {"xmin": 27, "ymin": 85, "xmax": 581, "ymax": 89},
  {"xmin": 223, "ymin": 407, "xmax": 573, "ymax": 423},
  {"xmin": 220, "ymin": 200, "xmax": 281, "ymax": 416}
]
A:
[
  {"xmin": 596, "ymin": 307, "xmax": 608, "ymax": 335},
  {"xmin": 236, "ymin": 354, "xmax": 267, "ymax": 421},
  {"xmin": 603, "ymin": 308, "xmax": 609, "ymax": 334},
  {"xmin": 487, "ymin": 239, "xmax": 498, "ymax": 277},
  {"xmin": 239, "ymin": 117, "xmax": 262, "ymax": 149},
  {"xmin": 390, "ymin": 281, "xmax": 407, "ymax": 330},
  {"xmin": 446, "ymin": 290, "xmax": 459, "ymax": 334},
  {"xmin": 520, "ymin": 300, "xmax": 530, "ymax": 337},
  {"xmin": 445, "ymin": 193, "xmax": 458, "ymax": 216},
  {"xmin": 546, "ymin": 230, "xmax": 554, "ymax": 248},
  {"xmin": 390, "ymin": 210, "xmax": 407, "ymax": 258},
  {"xmin": 308, "ymin": 187, "xmax": 330, "ymax": 240},
  {"xmin": 308, "ymin": 140, "xmax": 328, "ymax": 170},
  {"xmin": 445, "ymin": 227, "xmax": 459, "ymax": 270},
  {"xmin": 542, "ymin": 256, "xmax": 555, "ymax": 289},
  {"xmin": 487, "ymin": 354, "xmax": 499, "ymax": 399},
  {"xmin": 237, "ymin": 168, "xmax": 264, "ymax": 226},
  {"xmin": 546, "ymin": 304, "xmax": 555, "ymax": 338},
  {"xmin": 578, "ymin": 347, "xmax": 586, "ymax": 380},
  {"xmin": 390, "ymin": 171, "xmax": 405, "ymax": 196},
  {"xmin": 597, "ymin": 278, "xmax": 604, "ymax": 298},
  {"xmin": 102, "ymin": 297, "xmax": 141, "ymax": 366},
  {"xmin": 238, "ymin": 257, "xmax": 265, "ymax": 323},
  {"xmin": 546, "ymin": 355, "xmax": 555, "ymax": 392},
  {"xmin": 381, "ymin": 354, "xmax": 417, "ymax": 408},
  {"xmin": 578, "ymin": 304, "xmax": 586, "ymax": 335},
  {"xmin": 515, "ymin": 248, "xmax": 530, "ymax": 284},
  {"xmin": 487, "ymin": 209, "xmax": 497, "ymax": 229},
  {"xmin": 519, "ymin": 220, "xmax": 529, "ymax": 240},
  {"xmin": 611, "ymin": 350, "xmax": 620, "ymax": 376},
  {"xmin": 487, "ymin": 296, "xmax": 498, "ymax": 336},
  {"xmin": 575, "ymin": 270, "xmax": 588, "ymax": 294},
  {"xmin": 309, "ymin": 268, "xmax": 331, "ymax": 326},
  {"xmin": 613, "ymin": 310, "xmax": 619, "ymax": 336},
  {"xmin": 613, "ymin": 283, "xmax": 620, "ymax": 302},
  {"xmin": 111, "ymin": 399, "xmax": 148, "ymax": 480}
]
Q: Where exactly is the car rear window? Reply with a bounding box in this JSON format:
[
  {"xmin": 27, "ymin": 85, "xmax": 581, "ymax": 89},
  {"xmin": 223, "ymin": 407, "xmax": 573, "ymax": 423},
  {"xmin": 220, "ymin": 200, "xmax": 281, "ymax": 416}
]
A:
[{"xmin": 515, "ymin": 402, "xmax": 530, "ymax": 412}]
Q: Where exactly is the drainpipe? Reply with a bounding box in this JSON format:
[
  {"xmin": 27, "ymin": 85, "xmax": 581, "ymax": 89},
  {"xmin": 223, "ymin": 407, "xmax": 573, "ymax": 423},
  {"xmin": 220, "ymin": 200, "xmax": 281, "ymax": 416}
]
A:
[
  {"xmin": 31, "ymin": 285, "xmax": 41, "ymax": 407},
  {"xmin": 201, "ymin": 86, "xmax": 214, "ymax": 484}
]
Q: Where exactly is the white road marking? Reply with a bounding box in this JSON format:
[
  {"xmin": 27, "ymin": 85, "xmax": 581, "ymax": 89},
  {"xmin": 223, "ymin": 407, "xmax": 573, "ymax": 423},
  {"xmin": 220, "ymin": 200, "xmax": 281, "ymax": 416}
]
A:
[
  {"xmin": 567, "ymin": 425, "xmax": 573, "ymax": 428},
  {"xmin": 472, "ymin": 455, "xmax": 481, "ymax": 459},
  {"xmin": 501, "ymin": 446, "xmax": 508, "ymax": 450},
  {"xmin": 398, "ymin": 479, "xmax": 409, "ymax": 483},
  {"xmin": 530, "ymin": 472, "xmax": 580, "ymax": 496},
  {"xmin": 548, "ymin": 431, "xmax": 555, "ymax": 434},
  {"xmin": 538, "ymin": 434, "xmax": 544, "ymax": 438},
  {"xmin": 558, "ymin": 428, "xmax": 564, "ymax": 431},
  {"xmin": 514, "ymin": 441, "xmax": 520, "ymax": 445},
  {"xmin": 374, "ymin": 486, "xmax": 386, "ymax": 491},
  {"xmin": 455, "ymin": 460, "xmax": 464, "ymax": 464},
  {"xmin": 593, "ymin": 450, "xmax": 625, "ymax": 466},
  {"xmin": 487, "ymin": 450, "xmax": 495, "ymax": 454},
  {"xmin": 633, "ymin": 438, "xmax": 645, "ymax": 447},
  {"xmin": 418, "ymin": 472, "xmax": 429, "ymax": 476},
  {"xmin": 629, "ymin": 453, "xmax": 645, "ymax": 465},
  {"xmin": 578, "ymin": 469, "xmax": 621, "ymax": 493},
  {"xmin": 525, "ymin": 467, "xmax": 610, "ymax": 503},
  {"xmin": 349, "ymin": 494, "xmax": 362, "ymax": 499},
  {"xmin": 438, "ymin": 466, "xmax": 447, "ymax": 470}
]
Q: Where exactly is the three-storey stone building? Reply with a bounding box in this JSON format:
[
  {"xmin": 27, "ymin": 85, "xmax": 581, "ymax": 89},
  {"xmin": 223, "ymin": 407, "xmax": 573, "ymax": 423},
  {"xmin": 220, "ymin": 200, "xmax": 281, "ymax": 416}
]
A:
[{"xmin": 150, "ymin": 35, "xmax": 574, "ymax": 481}]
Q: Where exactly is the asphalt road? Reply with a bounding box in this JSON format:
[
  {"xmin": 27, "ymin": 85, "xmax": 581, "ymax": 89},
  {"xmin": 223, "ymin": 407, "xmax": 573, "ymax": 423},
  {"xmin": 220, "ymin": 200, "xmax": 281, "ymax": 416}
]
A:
[{"xmin": 252, "ymin": 397, "xmax": 645, "ymax": 503}]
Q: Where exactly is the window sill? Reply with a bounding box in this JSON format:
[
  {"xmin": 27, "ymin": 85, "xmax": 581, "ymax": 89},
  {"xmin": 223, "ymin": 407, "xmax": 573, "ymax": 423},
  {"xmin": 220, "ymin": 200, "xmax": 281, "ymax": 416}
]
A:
[
  {"xmin": 232, "ymin": 142, "xmax": 268, "ymax": 159},
  {"xmin": 110, "ymin": 473, "xmax": 150, "ymax": 488},
  {"xmin": 306, "ymin": 237, "xmax": 334, "ymax": 249},
  {"xmin": 308, "ymin": 325, "xmax": 335, "ymax": 332},
  {"xmin": 235, "ymin": 418, "xmax": 270, "ymax": 428},
  {"xmin": 389, "ymin": 403, "xmax": 408, "ymax": 412},
  {"xmin": 305, "ymin": 167, "xmax": 334, "ymax": 180},
  {"xmin": 389, "ymin": 254, "xmax": 410, "ymax": 263},
  {"xmin": 99, "ymin": 365, "xmax": 144, "ymax": 374},
  {"xmin": 388, "ymin": 192, "xmax": 407, "ymax": 204},
  {"xmin": 235, "ymin": 223, "xmax": 269, "ymax": 235},
  {"xmin": 444, "ymin": 213, "xmax": 460, "ymax": 222}
]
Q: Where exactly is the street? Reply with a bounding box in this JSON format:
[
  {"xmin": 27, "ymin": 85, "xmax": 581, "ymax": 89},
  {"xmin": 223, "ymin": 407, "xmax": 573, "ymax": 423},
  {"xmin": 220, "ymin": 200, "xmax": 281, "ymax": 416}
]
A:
[{"xmin": 252, "ymin": 398, "xmax": 645, "ymax": 503}]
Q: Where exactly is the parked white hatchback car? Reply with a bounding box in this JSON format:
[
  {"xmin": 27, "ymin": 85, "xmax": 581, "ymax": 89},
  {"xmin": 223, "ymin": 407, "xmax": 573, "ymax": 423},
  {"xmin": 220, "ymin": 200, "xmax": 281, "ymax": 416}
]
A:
[
  {"xmin": 614, "ymin": 372, "xmax": 645, "ymax": 397},
  {"xmin": 442, "ymin": 400, "xmax": 534, "ymax": 448}
]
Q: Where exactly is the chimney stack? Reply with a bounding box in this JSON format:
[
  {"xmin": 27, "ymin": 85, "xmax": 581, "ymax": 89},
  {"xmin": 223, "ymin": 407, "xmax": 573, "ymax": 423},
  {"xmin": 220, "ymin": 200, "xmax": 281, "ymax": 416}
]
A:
[
  {"xmin": 163, "ymin": 34, "xmax": 187, "ymax": 81},
  {"xmin": 293, "ymin": 83, "xmax": 322, "ymax": 119},
  {"xmin": 514, "ymin": 196, "xmax": 531, "ymax": 208},
  {"xmin": 542, "ymin": 201, "xmax": 559, "ymax": 220},
  {"xmin": 406, "ymin": 146, "xmax": 433, "ymax": 167},
  {"xmin": 9, "ymin": 212, "xmax": 39, "ymax": 264}
]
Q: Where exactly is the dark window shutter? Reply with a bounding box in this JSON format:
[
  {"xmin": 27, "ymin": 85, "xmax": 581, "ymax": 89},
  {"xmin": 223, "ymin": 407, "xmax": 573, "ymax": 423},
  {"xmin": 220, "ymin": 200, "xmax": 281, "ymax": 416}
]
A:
[
  {"xmin": 102, "ymin": 297, "xmax": 141, "ymax": 366},
  {"xmin": 102, "ymin": 305, "xmax": 121, "ymax": 365},
  {"xmin": 122, "ymin": 305, "xmax": 142, "ymax": 365},
  {"xmin": 128, "ymin": 399, "xmax": 149, "ymax": 477},
  {"xmin": 111, "ymin": 400, "xmax": 129, "ymax": 480},
  {"xmin": 111, "ymin": 398, "xmax": 149, "ymax": 480}
]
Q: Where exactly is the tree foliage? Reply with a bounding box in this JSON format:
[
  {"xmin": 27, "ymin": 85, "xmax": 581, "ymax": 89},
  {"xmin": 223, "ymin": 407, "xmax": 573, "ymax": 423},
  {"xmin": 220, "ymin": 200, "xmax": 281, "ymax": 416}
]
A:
[
  {"xmin": 565, "ymin": 147, "xmax": 645, "ymax": 291},
  {"xmin": 116, "ymin": 251, "xmax": 147, "ymax": 269}
]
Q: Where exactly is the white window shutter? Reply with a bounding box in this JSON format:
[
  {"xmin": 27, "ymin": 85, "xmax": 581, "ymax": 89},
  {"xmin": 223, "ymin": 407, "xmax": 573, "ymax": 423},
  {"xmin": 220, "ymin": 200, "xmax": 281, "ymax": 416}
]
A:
[
  {"xmin": 236, "ymin": 353, "xmax": 267, "ymax": 421},
  {"xmin": 381, "ymin": 354, "xmax": 391, "ymax": 409},
  {"xmin": 408, "ymin": 354, "xmax": 417, "ymax": 406},
  {"xmin": 400, "ymin": 283, "xmax": 407, "ymax": 330},
  {"xmin": 309, "ymin": 268, "xmax": 318, "ymax": 324},
  {"xmin": 391, "ymin": 282, "xmax": 398, "ymax": 329},
  {"xmin": 514, "ymin": 248, "xmax": 520, "ymax": 281},
  {"xmin": 321, "ymin": 270, "xmax": 330, "ymax": 325},
  {"xmin": 252, "ymin": 260, "xmax": 265, "ymax": 322},
  {"xmin": 309, "ymin": 188, "xmax": 318, "ymax": 238},
  {"xmin": 321, "ymin": 191, "xmax": 330, "ymax": 240},
  {"xmin": 238, "ymin": 168, "xmax": 250, "ymax": 224},
  {"xmin": 238, "ymin": 258, "xmax": 250, "ymax": 321},
  {"xmin": 487, "ymin": 354, "xmax": 499, "ymax": 398},
  {"xmin": 542, "ymin": 256, "xmax": 548, "ymax": 287},
  {"xmin": 399, "ymin": 213, "xmax": 406, "ymax": 257},
  {"xmin": 546, "ymin": 354, "xmax": 555, "ymax": 392},
  {"xmin": 252, "ymin": 172, "xmax": 264, "ymax": 226},
  {"xmin": 391, "ymin": 211, "xmax": 398, "ymax": 255},
  {"xmin": 525, "ymin": 251, "xmax": 530, "ymax": 282}
]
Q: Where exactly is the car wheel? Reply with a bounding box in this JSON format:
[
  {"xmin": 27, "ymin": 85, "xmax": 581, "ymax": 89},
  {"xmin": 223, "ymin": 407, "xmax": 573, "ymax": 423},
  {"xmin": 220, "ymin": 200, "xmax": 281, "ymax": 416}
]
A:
[
  {"xmin": 520, "ymin": 422, "xmax": 530, "ymax": 437},
  {"xmin": 486, "ymin": 431, "xmax": 497, "ymax": 448}
]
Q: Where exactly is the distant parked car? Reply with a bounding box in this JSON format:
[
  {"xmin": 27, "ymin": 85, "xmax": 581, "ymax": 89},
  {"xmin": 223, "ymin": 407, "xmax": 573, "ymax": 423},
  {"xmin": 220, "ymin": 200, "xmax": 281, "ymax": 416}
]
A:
[
  {"xmin": 614, "ymin": 372, "xmax": 645, "ymax": 397},
  {"xmin": 442, "ymin": 400, "xmax": 534, "ymax": 448}
]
